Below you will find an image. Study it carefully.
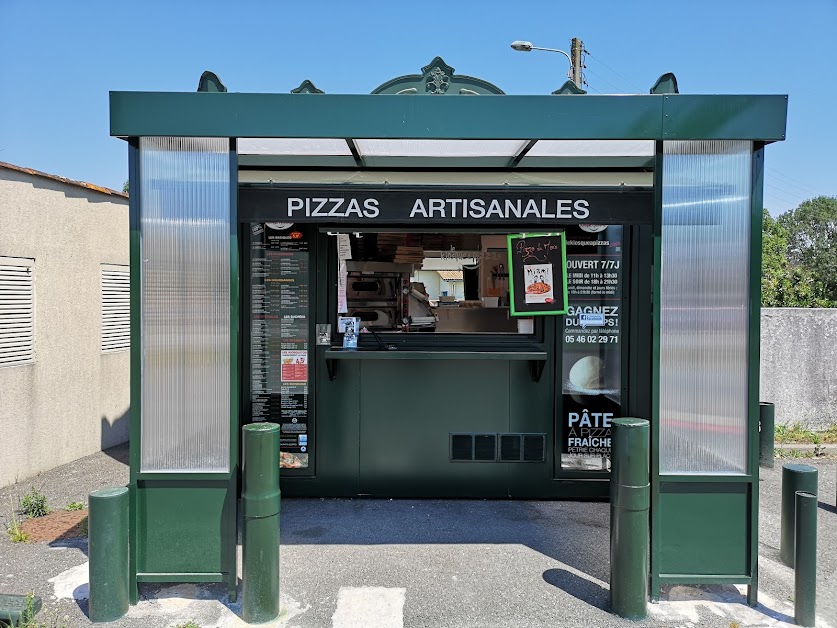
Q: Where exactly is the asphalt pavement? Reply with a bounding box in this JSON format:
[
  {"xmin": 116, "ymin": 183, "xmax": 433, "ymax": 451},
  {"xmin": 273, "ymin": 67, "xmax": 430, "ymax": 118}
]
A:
[{"xmin": 0, "ymin": 446, "xmax": 835, "ymax": 628}]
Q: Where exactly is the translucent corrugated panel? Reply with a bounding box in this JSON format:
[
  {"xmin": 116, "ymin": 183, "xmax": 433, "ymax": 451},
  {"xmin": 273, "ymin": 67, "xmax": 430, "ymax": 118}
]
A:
[
  {"xmin": 139, "ymin": 137, "xmax": 231, "ymax": 473},
  {"xmin": 237, "ymin": 138, "xmax": 352, "ymax": 156},
  {"xmin": 353, "ymin": 139, "xmax": 528, "ymax": 157},
  {"xmin": 527, "ymin": 140, "xmax": 655, "ymax": 157},
  {"xmin": 659, "ymin": 140, "xmax": 752, "ymax": 475}
]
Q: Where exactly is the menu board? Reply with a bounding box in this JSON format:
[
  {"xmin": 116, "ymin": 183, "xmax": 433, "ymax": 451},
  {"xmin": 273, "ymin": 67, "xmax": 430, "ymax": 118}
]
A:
[
  {"xmin": 250, "ymin": 223, "xmax": 311, "ymax": 470},
  {"xmin": 507, "ymin": 232, "xmax": 568, "ymax": 316},
  {"xmin": 560, "ymin": 225, "xmax": 623, "ymax": 471}
]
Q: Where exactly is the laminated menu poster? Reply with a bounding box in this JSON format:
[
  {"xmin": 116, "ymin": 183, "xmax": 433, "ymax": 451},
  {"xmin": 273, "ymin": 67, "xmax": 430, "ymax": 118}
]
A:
[
  {"xmin": 249, "ymin": 222, "xmax": 311, "ymax": 471},
  {"xmin": 507, "ymin": 232, "xmax": 568, "ymax": 316}
]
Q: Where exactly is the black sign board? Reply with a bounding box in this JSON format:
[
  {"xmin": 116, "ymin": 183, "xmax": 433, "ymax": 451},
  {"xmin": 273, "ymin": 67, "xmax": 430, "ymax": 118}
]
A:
[
  {"xmin": 249, "ymin": 223, "xmax": 312, "ymax": 471},
  {"xmin": 507, "ymin": 232, "xmax": 568, "ymax": 316},
  {"xmin": 239, "ymin": 186, "xmax": 653, "ymax": 225}
]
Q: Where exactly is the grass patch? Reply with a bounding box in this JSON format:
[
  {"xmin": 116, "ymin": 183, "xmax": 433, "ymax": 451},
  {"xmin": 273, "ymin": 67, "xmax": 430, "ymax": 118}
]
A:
[
  {"xmin": 6, "ymin": 514, "xmax": 30, "ymax": 543},
  {"xmin": 20, "ymin": 487, "xmax": 50, "ymax": 518},
  {"xmin": 17, "ymin": 592, "xmax": 68, "ymax": 628},
  {"xmin": 64, "ymin": 502, "xmax": 85, "ymax": 512},
  {"xmin": 775, "ymin": 422, "xmax": 817, "ymax": 444},
  {"xmin": 173, "ymin": 622, "xmax": 201, "ymax": 628},
  {"xmin": 775, "ymin": 422, "xmax": 837, "ymax": 445},
  {"xmin": 775, "ymin": 448, "xmax": 815, "ymax": 460}
]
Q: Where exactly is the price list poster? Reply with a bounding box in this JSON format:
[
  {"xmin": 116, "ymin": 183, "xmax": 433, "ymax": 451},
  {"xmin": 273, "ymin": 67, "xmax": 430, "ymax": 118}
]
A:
[
  {"xmin": 250, "ymin": 223, "xmax": 311, "ymax": 469},
  {"xmin": 560, "ymin": 225, "xmax": 623, "ymax": 470}
]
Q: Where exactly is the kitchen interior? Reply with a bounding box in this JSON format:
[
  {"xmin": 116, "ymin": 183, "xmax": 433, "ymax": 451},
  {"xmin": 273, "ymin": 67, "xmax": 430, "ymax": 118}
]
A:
[{"xmin": 342, "ymin": 232, "xmax": 534, "ymax": 334}]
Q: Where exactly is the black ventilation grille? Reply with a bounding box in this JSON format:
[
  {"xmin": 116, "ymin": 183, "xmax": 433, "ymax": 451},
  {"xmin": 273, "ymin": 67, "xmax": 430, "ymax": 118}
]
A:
[
  {"xmin": 523, "ymin": 435, "xmax": 546, "ymax": 462},
  {"xmin": 451, "ymin": 433, "xmax": 545, "ymax": 462},
  {"xmin": 451, "ymin": 434, "xmax": 473, "ymax": 461},
  {"xmin": 474, "ymin": 435, "xmax": 497, "ymax": 461},
  {"xmin": 500, "ymin": 435, "xmax": 522, "ymax": 461}
]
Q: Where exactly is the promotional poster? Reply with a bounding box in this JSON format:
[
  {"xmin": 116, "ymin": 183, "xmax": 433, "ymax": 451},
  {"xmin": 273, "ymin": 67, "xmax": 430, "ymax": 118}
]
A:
[{"xmin": 560, "ymin": 225, "xmax": 623, "ymax": 471}]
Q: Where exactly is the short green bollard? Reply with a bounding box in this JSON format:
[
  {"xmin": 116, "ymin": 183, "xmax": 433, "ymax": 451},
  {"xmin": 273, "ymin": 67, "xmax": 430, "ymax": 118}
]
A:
[
  {"xmin": 780, "ymin": 464, "xmax": 817, "ymax": 567},
  {"xmin": 88, "ymin": 486, "xmax": 129, "ymax": 623},
  {"xmin": 794, "ymin": 491, "xmax": 817, "ymax": 627},
  {"xmin": 609, "ymin": 418, "xmax": 650, "ymax": 621},
  {"xmin": 759, "ymin": 402, "xmax": 775, "ymax": 468},
  {"xmin": 242, "ymin": 423, "xmax": 281, "ymax": 624}
]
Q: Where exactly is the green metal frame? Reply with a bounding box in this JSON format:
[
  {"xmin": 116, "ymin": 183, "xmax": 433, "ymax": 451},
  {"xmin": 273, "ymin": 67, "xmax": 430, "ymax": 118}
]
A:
[
  {"xmin": 649, "ymin": 141, "xmax": 765, "ymax": 602},
  {"xmin": 127, "ymin": 139, "xmax": 239, "ymax": 603},
  {"xmin": 506, "ymin": 232, "xmax": 569, "ymax": 316}
]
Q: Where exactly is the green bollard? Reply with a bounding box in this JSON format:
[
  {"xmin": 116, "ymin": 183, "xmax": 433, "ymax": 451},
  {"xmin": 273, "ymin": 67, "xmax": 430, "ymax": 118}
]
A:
[
  {"xmin": 609, "ymin": 418, "xmax": 650, "ymax": 620},
  {"xmin": 759, "ymin": 403, "xmax": 775, "ymax": 468},
  {"xmin": 242, "ymin": 423, "xmax": 281, "ymax": 624},
  {"xmin": 780, "ymin": 464, "xmax": 817, "ymax": 567},
  {"xmin": 88, "ymin": 486, "xmax": 129, "ymax": 623},
  {"xmin": 794, "ymin": 491, "xmax": 817, "ymax": 627}
]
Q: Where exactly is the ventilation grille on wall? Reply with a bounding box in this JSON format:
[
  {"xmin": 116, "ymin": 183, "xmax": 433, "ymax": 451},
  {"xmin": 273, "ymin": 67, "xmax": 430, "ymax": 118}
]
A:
[
  {"xmin": 101, "ymin": 266, "xmax": 130, "ymax": 352},
  {"xmin": 0, "ymin": 260, "xmax": 34, "ymax": 367},
  {"xmin": 451, "ymin": 433, "xmax": 545, "ymax": 462}
]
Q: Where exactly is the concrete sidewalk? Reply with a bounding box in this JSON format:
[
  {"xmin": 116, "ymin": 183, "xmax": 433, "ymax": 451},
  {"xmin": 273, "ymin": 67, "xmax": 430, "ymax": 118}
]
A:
[{"xmin": 1, "ymin": 447, "xmax": 835, "ymax": 628}]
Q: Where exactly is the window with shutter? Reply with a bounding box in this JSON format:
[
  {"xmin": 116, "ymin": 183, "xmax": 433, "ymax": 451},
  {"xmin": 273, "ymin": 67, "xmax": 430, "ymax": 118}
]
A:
[
  {"xmin": 101, "ymin": 265, "xmax": 130, "ymax": 352},
  {"xmin": 0, "ymin": 258, "xmax": 35, "ymax": 367}
]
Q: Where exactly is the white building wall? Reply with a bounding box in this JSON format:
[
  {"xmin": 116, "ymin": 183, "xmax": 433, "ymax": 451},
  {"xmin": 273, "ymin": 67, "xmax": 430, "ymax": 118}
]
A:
[{"xmin": 0, "ymin": 168, "xmax": 129, "ymax": 487}]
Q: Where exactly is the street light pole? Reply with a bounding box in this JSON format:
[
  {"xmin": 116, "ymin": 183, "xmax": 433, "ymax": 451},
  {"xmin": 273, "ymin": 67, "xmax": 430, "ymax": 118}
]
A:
[{"xmin": 511, "ymin": 39, "xmax": 584, "ymax": 87}]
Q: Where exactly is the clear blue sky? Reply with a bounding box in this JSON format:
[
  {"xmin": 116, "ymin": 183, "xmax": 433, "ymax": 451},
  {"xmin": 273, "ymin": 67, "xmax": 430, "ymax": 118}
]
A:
[{"xmin": 1, "ymin": 0, "xmax": 834, "ymax": 214}]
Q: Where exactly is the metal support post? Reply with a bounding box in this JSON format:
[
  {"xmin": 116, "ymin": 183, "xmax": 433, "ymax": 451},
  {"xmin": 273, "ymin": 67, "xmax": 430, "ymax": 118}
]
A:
[
  {"xmin": 780, "ymin": 464, "xmax": 817, "ymax": 567},
  {"xmin": 759, "ymin": 402, "xmax": 775, "ymax": 468},
  {"xmin": 88, "ymin": 486, "xmax": 129, "ymax": 623},
  {"xmin": 609, "ymin": 418, "xmax": 650, "ymax": 620},
  {"xmin": 794, "ymin": 491, "xmax": 817, "ymax": 627},
  {"xmin": 242, "ymin": 423, "xmax": 281, "ymax": 624}
]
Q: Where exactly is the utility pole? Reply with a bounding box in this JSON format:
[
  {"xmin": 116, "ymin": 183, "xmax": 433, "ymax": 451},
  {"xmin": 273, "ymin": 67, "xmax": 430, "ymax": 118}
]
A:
[{"xmin": 570, "ymin": 38, "xmax": 583, "ymax": 86}]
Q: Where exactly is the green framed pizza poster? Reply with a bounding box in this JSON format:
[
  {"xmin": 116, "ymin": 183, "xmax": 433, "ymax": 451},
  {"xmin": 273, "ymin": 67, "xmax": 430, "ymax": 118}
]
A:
[{"xmin": 507, "ymin": 232, "xmax": 569, "ymax": 316}]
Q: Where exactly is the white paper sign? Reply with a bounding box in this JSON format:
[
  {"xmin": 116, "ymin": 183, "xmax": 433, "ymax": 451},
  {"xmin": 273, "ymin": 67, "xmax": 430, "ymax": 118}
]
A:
[
  {"xmin": 337, "ymin": 234, "xmax": 352, "ymax": 260},
  {"xmin": 523, "ymin": 264, "xmax": 555, "ymax": 304},
  {"xmin": 337, "ymin": 259, "xmax": 348, "ymax": 313}
]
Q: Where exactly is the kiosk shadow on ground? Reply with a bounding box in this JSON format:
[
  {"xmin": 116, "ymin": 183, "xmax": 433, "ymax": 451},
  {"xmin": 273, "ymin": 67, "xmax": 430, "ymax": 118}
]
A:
[
  {"xmin": 280, "ymin": 497, "xmax": 611, "ymax": 583},
  {"xmin": 542, "ymin": 568, "xmax": 608, "ymax": 609}
]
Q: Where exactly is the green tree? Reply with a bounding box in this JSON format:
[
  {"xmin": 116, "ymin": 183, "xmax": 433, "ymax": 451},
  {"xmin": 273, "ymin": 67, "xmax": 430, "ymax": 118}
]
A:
[
  {"xmin": 779, "ymin": 195, "xmax": 837, "ymax": 302},
  {"xmin": 762, "ymin": 208, "xmax": 833, "ymax": 307},
  {"xmin": 122, "ymin": 180, "xmax": 129, "ymax": 194}
]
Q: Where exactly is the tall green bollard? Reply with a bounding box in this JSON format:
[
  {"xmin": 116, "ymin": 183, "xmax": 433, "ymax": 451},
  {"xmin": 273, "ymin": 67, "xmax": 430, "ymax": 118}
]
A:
[
  {"xmin": 758, "ymin": 403, "xmax": 775, "ymax": 468},
  {"xmin": 780, "ymin": 464, "xmax": 817, "ymax": 567},
  {"xmin": 242, "ymin": 423, "xmax": 281, "ymax": 624},
  {"xmin": 794, "ymin": 491, "xmax": 817, "ymax": 627},
  {"xmin": 609, "ymin": 418, "xmax": 650, "ymax": 620},
  {"xmin": 88, "ymin": 486, "xmax": 129, "ymax": 623}
]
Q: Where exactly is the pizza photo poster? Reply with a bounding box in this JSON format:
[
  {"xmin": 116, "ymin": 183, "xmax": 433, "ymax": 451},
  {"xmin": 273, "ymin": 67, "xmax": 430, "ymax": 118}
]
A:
[{"xmin": 507, "ymin": 232, "xmax": 568, "ymax": 316}]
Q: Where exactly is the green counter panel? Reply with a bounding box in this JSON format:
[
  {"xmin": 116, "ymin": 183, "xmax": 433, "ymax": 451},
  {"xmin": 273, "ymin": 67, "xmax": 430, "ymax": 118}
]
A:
[
  {"xmin": 657, "ymin": 482, "xmax": 750, "ymax": 577},
  {"xmin": 359, "ymin": 359, "xmax": 512, "ymax": 497}
]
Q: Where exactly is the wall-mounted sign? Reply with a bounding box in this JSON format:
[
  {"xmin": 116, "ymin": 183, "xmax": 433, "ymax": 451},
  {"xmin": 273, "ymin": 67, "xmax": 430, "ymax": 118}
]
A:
[
  {"xmin": 507, "ymin": 232, "xmax": 568, "ymax": 316},
  {"xmin": 249, "ymin": 222, "xmax": 312, "ymax": 470},
  {"xmin": 240, "ymin": 187, "xmax": 653, "ymax": 225}
]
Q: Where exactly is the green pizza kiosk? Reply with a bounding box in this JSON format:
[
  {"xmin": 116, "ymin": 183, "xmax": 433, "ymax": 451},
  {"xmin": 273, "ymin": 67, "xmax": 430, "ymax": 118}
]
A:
[{"xmin": 110, "ymin": 58, "xmax": 787, "ymax": 602}]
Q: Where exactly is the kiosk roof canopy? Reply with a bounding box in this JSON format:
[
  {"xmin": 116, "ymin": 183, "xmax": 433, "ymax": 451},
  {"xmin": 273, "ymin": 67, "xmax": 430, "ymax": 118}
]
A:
[{"xmin": 110, "ymin": 59, "xmax": 787, "ymax": 168}]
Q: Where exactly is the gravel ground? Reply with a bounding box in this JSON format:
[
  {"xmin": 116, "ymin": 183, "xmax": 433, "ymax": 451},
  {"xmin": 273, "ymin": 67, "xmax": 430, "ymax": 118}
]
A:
[{"xmin": 0, "ymin": 446, "xmax": 834, "ymax": 628}]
